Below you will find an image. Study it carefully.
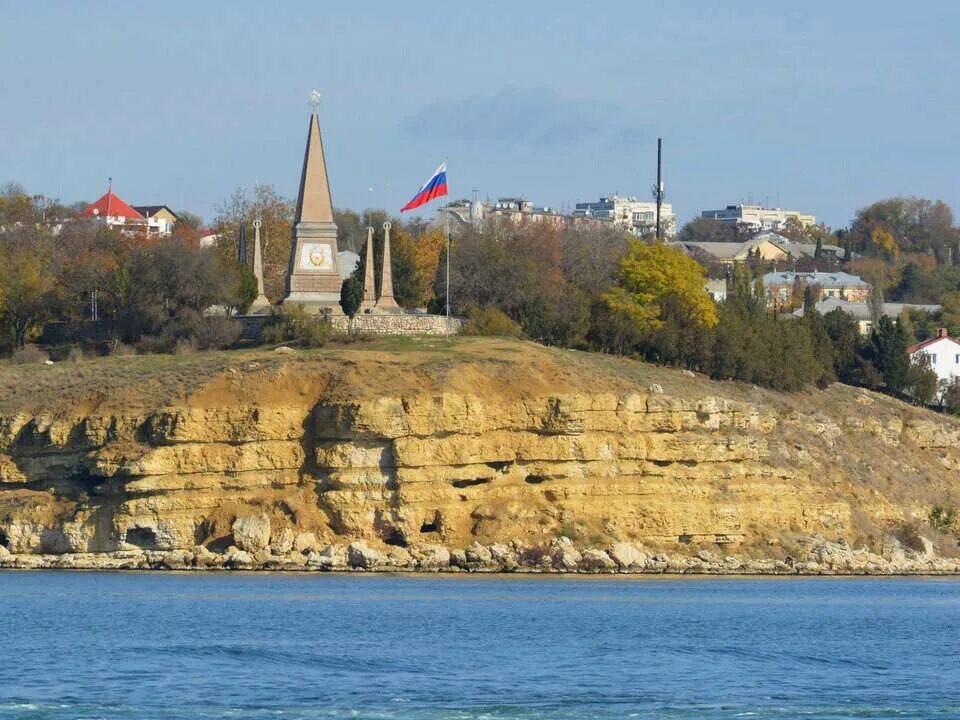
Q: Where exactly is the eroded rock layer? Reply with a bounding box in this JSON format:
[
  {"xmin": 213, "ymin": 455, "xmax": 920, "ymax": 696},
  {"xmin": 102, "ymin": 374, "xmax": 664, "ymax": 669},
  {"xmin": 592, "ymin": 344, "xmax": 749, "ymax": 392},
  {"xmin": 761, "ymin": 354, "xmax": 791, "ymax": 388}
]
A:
[{"xmin": 1, "ymin": 341, "xmax": 959, "ymax": 573}]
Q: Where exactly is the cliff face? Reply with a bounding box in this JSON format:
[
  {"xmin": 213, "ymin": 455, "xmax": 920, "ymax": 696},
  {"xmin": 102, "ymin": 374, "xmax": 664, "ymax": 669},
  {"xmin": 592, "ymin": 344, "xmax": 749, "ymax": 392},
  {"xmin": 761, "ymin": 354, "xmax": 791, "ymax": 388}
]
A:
[{"xmin": 1, "ymin": 338, "xmax": 959, "ymax": 573}]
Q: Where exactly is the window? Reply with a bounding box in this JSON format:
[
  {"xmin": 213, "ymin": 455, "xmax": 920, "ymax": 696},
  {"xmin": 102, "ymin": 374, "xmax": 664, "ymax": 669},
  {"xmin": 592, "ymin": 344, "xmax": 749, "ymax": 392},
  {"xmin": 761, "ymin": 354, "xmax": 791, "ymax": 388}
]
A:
[
  {"xmin": 928, "ymin": 354, "xmax": 937, "ymax": 364},
  {"xmin": 955, "ymin": 354, "xmax": 959, "ymax": 364}
]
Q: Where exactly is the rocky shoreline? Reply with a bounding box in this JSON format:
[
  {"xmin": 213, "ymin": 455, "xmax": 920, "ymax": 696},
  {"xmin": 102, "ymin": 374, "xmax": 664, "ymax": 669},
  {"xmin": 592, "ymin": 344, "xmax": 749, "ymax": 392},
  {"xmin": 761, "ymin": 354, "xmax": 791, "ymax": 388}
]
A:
[{"xmin": 3, "ymin": 536, "xmax": 958, "ymax": 575}]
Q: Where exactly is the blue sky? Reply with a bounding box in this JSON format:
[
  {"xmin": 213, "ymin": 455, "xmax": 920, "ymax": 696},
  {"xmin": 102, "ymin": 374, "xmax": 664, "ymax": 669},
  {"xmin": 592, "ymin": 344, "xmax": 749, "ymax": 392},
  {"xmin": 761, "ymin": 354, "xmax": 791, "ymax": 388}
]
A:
[{"xmin": 1, "ymin": 1, "xmax": 958, "ymax": 228}]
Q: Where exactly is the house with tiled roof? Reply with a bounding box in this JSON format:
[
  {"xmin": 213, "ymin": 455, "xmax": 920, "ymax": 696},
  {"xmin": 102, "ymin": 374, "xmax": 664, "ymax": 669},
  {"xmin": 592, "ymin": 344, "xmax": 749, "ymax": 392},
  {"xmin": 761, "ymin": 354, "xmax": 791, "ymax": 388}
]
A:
[
  {"xmin": 133, "ymin": 205, "xmax": 179, "ymax": 235},
  {"xmin": 81, "ymin": 186, "xmax": 144, "ymax": 226},
  {"xmin": 908, "ymin": 329, "xmax": 960, "ymax": 388},
  {"xmin": 81, "ymin": 184, "xmax": 177, "ymax": 236},
  {"xmin": 762, "ymin": 270, "xmax": 871, "ymax": 308}
]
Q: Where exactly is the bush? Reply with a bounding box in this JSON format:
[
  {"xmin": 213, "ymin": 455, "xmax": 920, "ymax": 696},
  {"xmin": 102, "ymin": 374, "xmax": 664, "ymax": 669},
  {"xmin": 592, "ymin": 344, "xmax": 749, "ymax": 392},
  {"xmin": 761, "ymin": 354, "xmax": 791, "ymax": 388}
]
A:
[
  {"xmin": 192, "ymin": 316, "xmax": 243, "ymax": 350},
  {"xmin": 10, "ymin": 345, "xmax": 49, "ymax": 364},
  {"xmin": 460, "ymin": 307, "xmax": 524, "ymax": 337},
  {"xmin": 929, "ymin": 505, "xmax": 957, "ymax": 534},
  {"xmin": 261, "ymin": 305, "xmax": 333, "ymax": 348}
]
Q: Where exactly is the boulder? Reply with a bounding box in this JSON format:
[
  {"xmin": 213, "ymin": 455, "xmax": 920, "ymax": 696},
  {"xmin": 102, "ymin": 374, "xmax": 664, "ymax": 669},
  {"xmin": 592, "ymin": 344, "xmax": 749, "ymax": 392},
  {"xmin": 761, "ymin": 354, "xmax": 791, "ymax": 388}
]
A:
[
  {"xmin": 347, "ymin": 541, "xmax": 384, "ymax": 569},
  {"xmin": 224, "ymin": 546, "xmax": 254, "ymax": 567},
  {"xmin": 579, "ymin": 548, "xmax": 616, "ymax": 571},
  {"xmin": 309, "ymin": 544, "xmax": 347, "ymax": 569},
  {"xmin": 413, "ymin": 544, "xmax": 451, "ymax": 570},
  {"xmin": 465, "ymin": 541, "xmax": 493, "ymax": 566},
  {"xmin": 549, "ymin": 537, "xmax": 582, "ymax": 571},
  {"xmin": 232, "ymin": 515, "xmax": 271, "ymax": 554},
  {"xmin": 489, "ymin": 543, "xmax": 518, "ymax": 570},
  {"xmin": 270, "ymin": 527, "xmax": 295, "ymax": 555},
  {"xmin": 607, "ymin": 542, "xmax": 647, "ymax": 570},
  {"xmin": 294, "ymin": 532, "xmax": 319, "ymax": 554}
]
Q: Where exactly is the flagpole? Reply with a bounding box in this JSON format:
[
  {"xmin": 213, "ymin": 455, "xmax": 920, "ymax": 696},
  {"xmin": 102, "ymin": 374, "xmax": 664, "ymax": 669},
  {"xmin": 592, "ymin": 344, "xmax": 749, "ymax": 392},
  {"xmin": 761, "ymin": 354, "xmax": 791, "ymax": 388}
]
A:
[{"xmin": 445, "ymin": 215, "xmax": 451, "ymax": 318}]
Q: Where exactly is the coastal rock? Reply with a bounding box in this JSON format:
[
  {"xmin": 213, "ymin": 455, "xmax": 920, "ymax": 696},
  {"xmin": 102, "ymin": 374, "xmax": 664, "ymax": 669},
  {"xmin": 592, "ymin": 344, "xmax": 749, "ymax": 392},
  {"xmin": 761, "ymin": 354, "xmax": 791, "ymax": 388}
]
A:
[
  {"xmin": 550, "ymin": 537, "xmax": 582, "ymax": 570},
  {"xmin": 348, "ymin": 541, "xmax": 383, "ymax": 569},
  {"xmin": 411, "ymin": 544, "xmax": 451, "ymax": 570},
  {"xmin": 608, "ymin": 542, "xmax": 647, "ymax": 570},
  {"xmin": 294, "ymin": 532, "xmax": 319, "ymax": 554},
  {"xmin": 579, "ymin": 548, "xmax": 617, "ymax": 571},
  {"xmin": 270, "ymin": 527, "xmax": 295, "ymax": 555},
  {"xmin": 232, "ymin": 515, "xmax": 271, "ymax": 554}
]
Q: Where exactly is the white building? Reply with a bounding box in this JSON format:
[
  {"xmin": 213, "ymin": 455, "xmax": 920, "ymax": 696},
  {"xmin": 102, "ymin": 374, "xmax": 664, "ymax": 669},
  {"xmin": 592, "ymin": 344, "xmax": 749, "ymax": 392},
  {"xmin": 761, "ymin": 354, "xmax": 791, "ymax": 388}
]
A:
[
  {"xmin": 701, "ymin": 204, "xmax": 815, "ymax": 232},
  {"xmin": 908, "ymin": 330, "xmax": 960, "ymax": 389},
  {"xmin": 573, "ymin": 196, "xmax": 676, "ymax": 238}
]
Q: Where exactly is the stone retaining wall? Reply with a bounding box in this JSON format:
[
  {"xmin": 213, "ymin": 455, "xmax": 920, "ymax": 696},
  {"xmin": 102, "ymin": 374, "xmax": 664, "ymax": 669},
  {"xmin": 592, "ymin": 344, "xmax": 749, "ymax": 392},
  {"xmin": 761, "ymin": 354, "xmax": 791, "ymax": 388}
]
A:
[{"xmin": 330, "ymin": 313, "xmax": 462, "ymax": 336}]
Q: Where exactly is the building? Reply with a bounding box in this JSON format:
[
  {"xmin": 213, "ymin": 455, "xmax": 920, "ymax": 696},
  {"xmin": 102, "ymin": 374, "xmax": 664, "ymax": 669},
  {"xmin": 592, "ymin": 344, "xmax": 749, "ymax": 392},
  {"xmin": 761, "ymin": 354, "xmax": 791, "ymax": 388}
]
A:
[
  {"xmin": 793, "ymin": 298, "xmax": 942, "ymax": 335},
  {"xmin": 908, "ymin": 329, "xmax": 960, "ymax": 389},
  {"xmin": 670, "ymin": 235, "xmax": 789, "ymax": 265},
  {"xmin": 81, "ymin": 186, "xmax": 178, "ymax": 236},
  {"xmin": 133, "ymin": 205, "xmax": 179, "ymax": 235},
  {"xmin": 81, "ymin": 187, "xmax": 145, "ymax": 229},
  {"xmin": 573, "ymin": 195, "xmax": 676, "ymax": 237},
  {"xmin": 762, "ymin": 271, "xmax": 871, "ymax": 307},
  {"xmin": 701, "ymin": 204, "xmax": 815, "ymax": 232},
  {"xmin": 752, "ymin": 231, "xmax": 846, "ymax": 262},
  {"xmin": 438, "ymin": 197, "xmax": 591, "ymax": 231}
]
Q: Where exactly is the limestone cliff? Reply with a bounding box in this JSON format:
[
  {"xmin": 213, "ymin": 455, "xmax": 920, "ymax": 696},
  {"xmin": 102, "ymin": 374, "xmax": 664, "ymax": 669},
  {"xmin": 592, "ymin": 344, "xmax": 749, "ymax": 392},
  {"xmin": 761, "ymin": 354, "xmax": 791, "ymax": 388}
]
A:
[{"xmin": 1, "ymin": 338, "xmax": 959, "ymax": 573}]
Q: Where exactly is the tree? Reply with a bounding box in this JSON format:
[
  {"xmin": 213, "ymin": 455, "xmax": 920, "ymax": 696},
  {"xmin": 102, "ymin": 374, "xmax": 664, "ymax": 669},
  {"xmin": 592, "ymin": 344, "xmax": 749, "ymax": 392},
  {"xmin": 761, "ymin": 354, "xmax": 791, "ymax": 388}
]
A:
[
  {"xmin": 0, "ymin": 230, "xmax": 59, "ymax": 346},
  {"xmin": 678, "ymin": 217, "xmax": 738, "ymax": 244},
  {"xmin": 213, "ymin": 185, "xmax": 293, "ymax": 301},
  {"xmin": 850, "ymin": 197, "xmax": 959, "ymax": 262},
  {"xmin": 870, "ymin": 316, "xmax": 911, "ymax": 394},
  {"xmin": 602, "ymin": 240, "xmax": 718, "ymax": 339}
]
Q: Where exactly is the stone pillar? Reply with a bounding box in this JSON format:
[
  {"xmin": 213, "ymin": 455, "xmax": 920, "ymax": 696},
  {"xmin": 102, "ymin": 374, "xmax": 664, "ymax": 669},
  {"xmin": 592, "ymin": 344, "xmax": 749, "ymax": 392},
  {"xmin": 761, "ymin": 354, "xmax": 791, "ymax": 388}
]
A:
[
  {"xmin": 374, "ymin": 221, "xmax": 401, "ymax": 313},
  {"xmin": 359, "ymin": 226, "xmax": 377, "ymax": 312},
  {"xmin": 249, "ymin": 217, "xmax": 271, "ymax": 314}
]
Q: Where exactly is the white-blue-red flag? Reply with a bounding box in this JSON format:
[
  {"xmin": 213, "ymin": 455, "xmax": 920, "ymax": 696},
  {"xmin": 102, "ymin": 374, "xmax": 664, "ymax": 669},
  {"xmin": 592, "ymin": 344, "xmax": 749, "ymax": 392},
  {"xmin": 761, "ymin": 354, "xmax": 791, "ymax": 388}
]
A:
[{"xmin": 400, "ymin": 162, "xmax": 448, "ymax": 213}]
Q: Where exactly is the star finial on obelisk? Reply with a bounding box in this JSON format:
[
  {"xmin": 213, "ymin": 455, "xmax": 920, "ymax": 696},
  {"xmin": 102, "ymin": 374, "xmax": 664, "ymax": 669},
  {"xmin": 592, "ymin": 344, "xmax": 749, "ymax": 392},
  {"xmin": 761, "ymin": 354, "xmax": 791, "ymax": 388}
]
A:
[{"xmin": 309, "ymin": 90, "xmax": 321, "ymax": 114}]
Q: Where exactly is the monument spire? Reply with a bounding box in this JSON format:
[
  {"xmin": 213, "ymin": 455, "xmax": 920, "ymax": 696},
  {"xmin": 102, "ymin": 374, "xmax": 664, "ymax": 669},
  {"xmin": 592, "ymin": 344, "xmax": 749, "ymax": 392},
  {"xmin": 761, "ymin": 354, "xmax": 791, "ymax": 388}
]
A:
[
  {"xmin": 374, "ymin": 221, "xmax": 400, "ymax": 313},
  {"xmin": 283, "ymin": 91, "xmax": 343, "ymax": 314},
  {"xmin": 294, "ymin": 102, "xmax": 335, "ymax": 225},
  {"xmin": 360, "ymin": 226, "xmax": 377, "ymax": 312}
]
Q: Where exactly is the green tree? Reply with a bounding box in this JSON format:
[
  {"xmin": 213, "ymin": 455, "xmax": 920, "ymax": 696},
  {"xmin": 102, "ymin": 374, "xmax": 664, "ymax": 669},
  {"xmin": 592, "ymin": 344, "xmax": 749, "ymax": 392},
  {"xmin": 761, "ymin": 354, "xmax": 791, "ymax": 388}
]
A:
[{"xmin": 870, "ymin": 316, "xmax": 911, "ymax": 394}]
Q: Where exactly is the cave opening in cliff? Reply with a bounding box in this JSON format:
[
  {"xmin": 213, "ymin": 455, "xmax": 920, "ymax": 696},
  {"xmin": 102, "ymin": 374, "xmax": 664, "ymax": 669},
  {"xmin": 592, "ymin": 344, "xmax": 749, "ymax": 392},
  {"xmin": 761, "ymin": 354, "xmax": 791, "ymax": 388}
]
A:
[
  {"xmin": 383, "ymin": 529, "xmax": 408, "ymax": 547},
  {"xmin": 125, "ymin": 526, "xmax": 158, "ymax": 549},
  {"xmin": 524, "ymin": 475, "xmax": 547, "ymax": 484},
  {"xmin": 420, "ymin": 511, "xmax": 443, "ymax": 534},
  {"xmin": 451, "ymin": 478, "xmax": 490, "ymax": 489},
  {"xmin": 0, "ymin": 529, "xmax": 8, "ymax": 549}
]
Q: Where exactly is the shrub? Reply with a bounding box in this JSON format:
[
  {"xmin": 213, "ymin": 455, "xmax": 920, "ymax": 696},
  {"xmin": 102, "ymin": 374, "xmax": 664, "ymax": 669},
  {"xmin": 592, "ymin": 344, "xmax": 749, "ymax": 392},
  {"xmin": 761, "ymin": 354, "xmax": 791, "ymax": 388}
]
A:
[
  {"xmin": 929, "ymin": 505, "xmax": 958, "ymax": 534},
  {"xmin": 460, "ymin": 307, "xmax": 524, "ymax": 337},
  {"xmin": 192, "ymin": 316, "xmax": 243, "ymax": 351},
  {"xmin": 261, "ymin": 305, "xmax": 333, "ymax": 348},
  {"xmin": 10, "ymin": 345, "xmax": 49, "ymax": 364}
]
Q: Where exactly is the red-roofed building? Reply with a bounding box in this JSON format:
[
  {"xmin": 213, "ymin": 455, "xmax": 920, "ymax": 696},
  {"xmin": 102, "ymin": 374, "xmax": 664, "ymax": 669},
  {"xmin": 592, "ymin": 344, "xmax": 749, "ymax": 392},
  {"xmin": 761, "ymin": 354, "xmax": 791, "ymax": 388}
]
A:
[{"xmin": 81, "ymin": 186, "xmax": 145, "ymax": 228}]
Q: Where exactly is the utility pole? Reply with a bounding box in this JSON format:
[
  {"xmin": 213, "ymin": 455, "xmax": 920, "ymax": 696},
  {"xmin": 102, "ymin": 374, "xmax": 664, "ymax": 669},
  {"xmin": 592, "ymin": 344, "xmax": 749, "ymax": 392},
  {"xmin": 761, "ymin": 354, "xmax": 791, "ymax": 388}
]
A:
[
  {"xmin": 653, "ymin": 138, "xmax": 664, "ymax": 239},
  {"xmin": 444, "ymin": 215, "xmax": 451, "ymax": 318}
]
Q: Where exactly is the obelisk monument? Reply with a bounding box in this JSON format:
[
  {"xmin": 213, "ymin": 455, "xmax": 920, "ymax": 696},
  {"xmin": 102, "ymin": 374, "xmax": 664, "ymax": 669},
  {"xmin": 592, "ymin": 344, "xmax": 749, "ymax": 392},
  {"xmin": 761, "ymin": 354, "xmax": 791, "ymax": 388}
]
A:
[
  {"xmin": 249, "ymin": 216, "xmax": 271, "ymax": 314},
  {"xmin": 359, "ymin": 226, "xmax": 377, "ymax": 312},
  {"xmin": 374, "ymin": 221, "xmax": 401, "ymax": 313},
  {"xmin": 283, "ymin": 91, "xmax": 343, "ymax": 314}
]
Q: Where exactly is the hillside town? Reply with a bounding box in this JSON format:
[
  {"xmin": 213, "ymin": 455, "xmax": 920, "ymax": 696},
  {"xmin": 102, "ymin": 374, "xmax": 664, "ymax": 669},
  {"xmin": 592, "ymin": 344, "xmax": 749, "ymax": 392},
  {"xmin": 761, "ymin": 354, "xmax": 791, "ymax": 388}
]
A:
[{"xmin": 2, "ymin": 104, "xmax": 960, "ymax": 413}]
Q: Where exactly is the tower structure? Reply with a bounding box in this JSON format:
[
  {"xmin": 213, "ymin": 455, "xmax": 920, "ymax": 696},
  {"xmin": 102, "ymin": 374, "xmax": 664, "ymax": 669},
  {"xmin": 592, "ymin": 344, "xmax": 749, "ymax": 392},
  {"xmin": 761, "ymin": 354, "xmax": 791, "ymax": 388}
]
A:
[{"xmin": 283, "ymin": 98, "xmax": 343, "ymax": 314}]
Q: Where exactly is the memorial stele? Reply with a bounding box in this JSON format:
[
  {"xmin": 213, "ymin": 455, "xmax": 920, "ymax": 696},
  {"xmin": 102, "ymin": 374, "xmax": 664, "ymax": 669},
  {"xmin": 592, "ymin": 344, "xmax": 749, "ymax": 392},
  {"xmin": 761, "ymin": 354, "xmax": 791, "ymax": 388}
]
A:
[{"xmin": 282, "ymin": 92, "xmax": 343, "ymax": 314}]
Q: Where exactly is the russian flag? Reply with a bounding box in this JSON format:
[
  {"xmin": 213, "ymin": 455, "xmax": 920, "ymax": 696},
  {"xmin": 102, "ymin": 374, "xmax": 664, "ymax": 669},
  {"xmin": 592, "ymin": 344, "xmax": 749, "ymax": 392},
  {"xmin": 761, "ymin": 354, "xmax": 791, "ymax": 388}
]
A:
[{"xmin": 401, "ymin": 162, "xmax": 448, "ymax": 213}]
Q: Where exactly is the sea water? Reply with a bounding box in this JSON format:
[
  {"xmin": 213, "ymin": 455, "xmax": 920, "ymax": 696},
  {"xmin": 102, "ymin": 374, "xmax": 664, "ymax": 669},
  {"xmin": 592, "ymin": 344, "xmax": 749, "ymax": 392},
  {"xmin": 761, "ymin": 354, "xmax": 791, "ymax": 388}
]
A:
[{"xmin": 0, "ymin": 572, "xmax": 958, "ymax": 719}]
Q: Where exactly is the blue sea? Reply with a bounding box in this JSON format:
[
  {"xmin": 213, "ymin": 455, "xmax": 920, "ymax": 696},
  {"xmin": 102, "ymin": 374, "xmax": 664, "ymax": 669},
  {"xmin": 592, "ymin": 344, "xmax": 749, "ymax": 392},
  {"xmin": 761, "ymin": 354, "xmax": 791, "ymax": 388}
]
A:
[{"xmin": 0, "ymin": 573, "xmax": 958, "ymax": 720}]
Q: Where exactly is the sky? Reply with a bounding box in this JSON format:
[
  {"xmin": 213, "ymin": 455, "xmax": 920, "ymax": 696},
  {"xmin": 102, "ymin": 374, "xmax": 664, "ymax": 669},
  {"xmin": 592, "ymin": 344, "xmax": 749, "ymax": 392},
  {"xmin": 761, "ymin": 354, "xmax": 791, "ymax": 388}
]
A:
[{"xmin": 1, "ymin": 1, "xmax": 959, "ymax": 229}]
